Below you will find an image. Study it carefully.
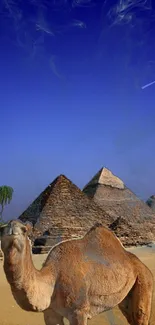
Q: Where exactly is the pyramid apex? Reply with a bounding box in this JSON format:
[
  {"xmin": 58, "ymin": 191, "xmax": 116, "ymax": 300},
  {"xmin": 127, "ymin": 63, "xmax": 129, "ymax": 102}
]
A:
[
  {"xmin": 56, "ymin": 174, "xmax": 69, "ymax": 181},
  {"xmin": 84, "ymin": 167, "xmax": 125, "ymax": 190},
  {"xmin": 99, "ymin": 167, "xmax": 124, "ymax": 189}
]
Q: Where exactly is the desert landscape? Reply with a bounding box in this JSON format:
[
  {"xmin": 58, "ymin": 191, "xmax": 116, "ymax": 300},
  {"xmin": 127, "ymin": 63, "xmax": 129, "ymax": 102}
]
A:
[
  {"xmin": 0, "ymin": 168, "xmax": 155, "ymax": 325},
  {"xmin": 0, "ymin": 244, "xmax": 154, "ymax": 325}
]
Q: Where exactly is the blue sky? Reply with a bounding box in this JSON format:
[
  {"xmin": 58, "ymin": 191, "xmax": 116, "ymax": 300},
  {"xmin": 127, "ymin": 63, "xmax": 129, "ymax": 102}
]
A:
[{"xmin": 0, "ymin": 0, "xmax": 155, "ymax": 220}]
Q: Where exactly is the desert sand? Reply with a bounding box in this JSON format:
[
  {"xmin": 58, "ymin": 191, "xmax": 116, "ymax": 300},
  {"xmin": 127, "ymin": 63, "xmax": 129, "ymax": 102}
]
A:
[{"xmin": 0, "ymin": 245, "xmax": 154, "ymax": 325}]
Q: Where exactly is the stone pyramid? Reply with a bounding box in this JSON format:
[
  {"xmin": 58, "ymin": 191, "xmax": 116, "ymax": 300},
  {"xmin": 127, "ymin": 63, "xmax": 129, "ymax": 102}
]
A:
[
  {"xmin": 83, "ymin": 167, "xmax": 155, "ymax": 223},
  {"xmin": 146, "ymin": 195, "xmax": 155, "ymax": 211},
  {"xmin": 18, "ymin": 174, "xmax": 112, "ymax": 251}
]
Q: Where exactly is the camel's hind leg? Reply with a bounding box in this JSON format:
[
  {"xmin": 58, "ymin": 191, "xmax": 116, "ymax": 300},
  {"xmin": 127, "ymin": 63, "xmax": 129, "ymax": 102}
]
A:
[{"xmin": 119, "ymin": 264, "xmax": 154, "ymax": 325}]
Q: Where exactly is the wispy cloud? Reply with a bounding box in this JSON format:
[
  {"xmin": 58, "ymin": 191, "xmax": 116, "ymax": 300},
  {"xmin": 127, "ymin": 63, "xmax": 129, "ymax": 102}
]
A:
[{"xmin": 141, "ymin": 80, "xmax": 155, "ymax": 89}]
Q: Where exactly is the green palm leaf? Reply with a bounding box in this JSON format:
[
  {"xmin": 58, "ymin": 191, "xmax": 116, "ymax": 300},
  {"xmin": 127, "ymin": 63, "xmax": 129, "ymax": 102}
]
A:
[{"xmin": 0, "ymin": 186, "xmax": 14, "ymax": 222}]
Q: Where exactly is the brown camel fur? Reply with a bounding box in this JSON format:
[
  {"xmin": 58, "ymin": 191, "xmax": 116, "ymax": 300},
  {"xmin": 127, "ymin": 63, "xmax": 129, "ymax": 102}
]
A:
[{"xmin": 0, "ymin": 220, "xmax": 154, "ymax": 325}]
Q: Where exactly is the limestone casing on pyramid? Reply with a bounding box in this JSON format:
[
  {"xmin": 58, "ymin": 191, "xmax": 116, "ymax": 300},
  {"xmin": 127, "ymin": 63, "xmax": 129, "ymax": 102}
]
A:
[{"xmin": 85, "ymin": 167, "xmax": 125, "ymax": 189}]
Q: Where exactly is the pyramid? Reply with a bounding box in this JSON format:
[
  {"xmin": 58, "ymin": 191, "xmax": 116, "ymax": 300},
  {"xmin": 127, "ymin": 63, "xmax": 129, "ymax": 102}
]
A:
[
  {"xmin": 18, "ymin": 175, "xmax": 112, "ymax": 249},
  {"xmin": 83, "ymin": 167, "xmax": 155, "ymax": 223},
  {"xmin": 146, "ymin": 195, "xmax": 155, "ymax": 211}
]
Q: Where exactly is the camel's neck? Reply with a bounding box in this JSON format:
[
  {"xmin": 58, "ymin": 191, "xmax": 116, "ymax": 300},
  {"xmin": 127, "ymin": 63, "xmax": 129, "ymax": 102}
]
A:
[{"xmin": 3, "ymin": 238, "xmax": 55, "ymax": 312}]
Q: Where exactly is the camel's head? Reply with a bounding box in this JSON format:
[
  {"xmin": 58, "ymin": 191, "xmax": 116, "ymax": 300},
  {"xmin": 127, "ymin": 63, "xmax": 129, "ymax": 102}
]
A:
[{"xmin": 0, "ymin": 220, "xmax": 33, "ymax": 254}]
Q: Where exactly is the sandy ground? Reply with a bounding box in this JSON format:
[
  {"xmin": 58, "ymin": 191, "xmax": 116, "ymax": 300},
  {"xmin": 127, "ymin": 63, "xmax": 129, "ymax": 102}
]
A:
[{"xmin": 0, "ymin": 245, "xmax": 155, "ymax": 325}]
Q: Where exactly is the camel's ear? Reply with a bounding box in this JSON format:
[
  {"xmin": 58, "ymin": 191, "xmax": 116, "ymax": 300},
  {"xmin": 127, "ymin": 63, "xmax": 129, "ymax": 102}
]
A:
[{"xmin": 25, "ymin": 221, "xmax": 33, "ymax": 235}]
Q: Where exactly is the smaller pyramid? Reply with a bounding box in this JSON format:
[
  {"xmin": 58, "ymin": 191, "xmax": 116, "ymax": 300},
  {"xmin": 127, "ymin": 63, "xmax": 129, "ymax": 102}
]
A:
[
  {"xmin": 83, "ymin": 167, "xmax": 124, "ymax": 190},
  {"xmin": 146, "ymin": 195, "xmax": 155, "ymax": 211}
]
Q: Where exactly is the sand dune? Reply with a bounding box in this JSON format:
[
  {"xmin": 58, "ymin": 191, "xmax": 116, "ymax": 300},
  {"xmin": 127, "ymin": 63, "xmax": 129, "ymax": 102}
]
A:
[{"xmin": 0, "ymin": 246, "xmax": 154, "ymax": 325}]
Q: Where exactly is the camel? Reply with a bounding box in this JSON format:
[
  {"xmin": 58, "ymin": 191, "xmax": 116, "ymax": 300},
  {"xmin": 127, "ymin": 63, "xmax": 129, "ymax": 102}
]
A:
[{"xmin": 0, "ymin": 220, "xmax": 154, "ymax": 325}]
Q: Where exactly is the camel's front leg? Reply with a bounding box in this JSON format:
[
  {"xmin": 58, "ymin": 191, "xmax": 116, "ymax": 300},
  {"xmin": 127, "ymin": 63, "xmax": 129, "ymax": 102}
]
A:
[
  {"xmin": 68, "ymin": 310, "xmax": 87, "ymax": 325},
  {"xmin": 44, "ymin": 308, "xmax": 65, "ymax": 325}
]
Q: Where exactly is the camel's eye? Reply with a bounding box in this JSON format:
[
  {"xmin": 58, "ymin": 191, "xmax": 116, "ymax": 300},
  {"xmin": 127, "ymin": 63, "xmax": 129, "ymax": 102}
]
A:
[{"xmin": 21, "ymin": 226, "xmax": 27, "ymax": 234}]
